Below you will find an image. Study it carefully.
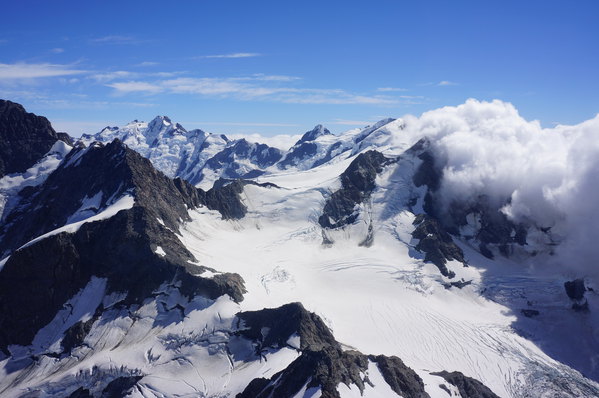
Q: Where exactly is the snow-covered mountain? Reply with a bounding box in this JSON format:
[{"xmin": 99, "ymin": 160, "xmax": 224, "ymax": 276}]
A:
[
  {"xmin": 1, "ymin": 99, "xmax": 599, "ymax": 397},
  {"xmin": 80, "ymin": 116, "xmax": 408, "ymax": 189}
]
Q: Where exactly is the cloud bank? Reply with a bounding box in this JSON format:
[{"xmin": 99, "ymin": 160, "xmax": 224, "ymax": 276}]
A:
[{"xmin": 400, "ymin": 99, "xmax": 599, "ymax": 276}]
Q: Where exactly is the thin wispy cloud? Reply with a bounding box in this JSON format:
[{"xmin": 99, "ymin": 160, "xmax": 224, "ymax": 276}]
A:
[
  {"xmin": 108, "ymin": 81, "xmax": 163, "ymax": 94},
  {"xmin": 0, "ymin": 63, "xmax": 86, "ymax": 80},
  {"xmin": 249, "ymin": 74, "xmax": 300, "ymax": 82},
  {"xmin": 377, "ymin": 87, "xmax": 408, "ymax": 92},
  {"xmin": 91, "ymin": 71, "xmax": 137, "ymax": 82},
  {"xmin": 438, "ymin": 80, "xmax": 458, "ymax": 86},
  {"xmin": 50, "ymin": 48, "xmax": 65, "ymax": 54},
  {"xmin": 91, "ymin": 70, "xmax": 183, "ymax": 83},
  {"xmin": 137, "ymin": 61, "xmax": 159, "ymax": 67},
  {"xmin": 106, "ymin": 75, "xmax": 399, "ymax": 105},
  {"xmin": 90, "ymin": 35, "xmax": 140, "ymax": 44},
  {"xmin": 34, "ymin": 99, "xmax": 158, "ymax": 109},
  {"xmin": 197, "ymin": 52, "xmax": 261, "ymax": 59}
]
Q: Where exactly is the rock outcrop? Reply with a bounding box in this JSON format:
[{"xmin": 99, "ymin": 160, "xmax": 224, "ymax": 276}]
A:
[
  {"xmin": 431, "ymin": 370, "xmax": 500, "ymax": 398},
  {"xmin": 0, "ymin": 139, "xmax": 246, "ymax": 353},
  {"xmin": 319, "ymin": 150, "xmax": 393, "ymax": 229},
  {"xmin": 237, "ymin": 303, "xmax": 429, "ymax": 398},
  {"xmin": 0, "ymin": 99, "xmax": 61, "ymax": 177},
  {"xmin": 412, "ymin": 214, "xmax": 464, "ymax": 278}
]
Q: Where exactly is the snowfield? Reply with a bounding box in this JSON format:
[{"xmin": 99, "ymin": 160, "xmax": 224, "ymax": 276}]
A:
[{"xmin": 178, "ymin": 151, "xmax": 599, "ymax": 397}]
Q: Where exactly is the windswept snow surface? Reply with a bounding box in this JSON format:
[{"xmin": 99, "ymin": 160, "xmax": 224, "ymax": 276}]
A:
[
  {"xmin": 18, "ymin": 194, "xmax": 135, "ymax": 251},
  {"xmin": 180, "ymin": 150, "xmax": 599, "ymax": 397}
]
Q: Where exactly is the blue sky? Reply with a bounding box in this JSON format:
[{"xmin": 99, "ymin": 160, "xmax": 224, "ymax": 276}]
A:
[{"xmin": 1, "ymin": 0, "xmax": 598, "ymax": 137}]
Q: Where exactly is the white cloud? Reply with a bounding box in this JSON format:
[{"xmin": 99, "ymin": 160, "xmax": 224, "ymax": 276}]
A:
[
  {"xmin": 107, "ymin": 81, "xmax": 163, "ymax": 94},
  {"xmin": 226, "ymin": 132, "xmax": 302, "ymax": 149},
  {"xmin": 198, "ymin": 52, "xmax": 261, "ymax": 59},
  {"xmin": 137, "ymin": 61, "xmax": 159, "ymax": 67},
  {"xmin": 50, "ymin": 48, "xmax": 65, "ymax": 54},
  {"xmin": 438, "ymin": 80, "xmax": 458, "ymax": 86},
  {"xmin": 249, "ymin": 74, "xmax": 300, "ymax": 82},
  {"xmin": 0, "ymin": 63, "xmax": 86, "ymax": 80}
]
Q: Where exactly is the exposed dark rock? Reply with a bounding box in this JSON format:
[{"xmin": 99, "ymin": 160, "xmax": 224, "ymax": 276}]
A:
[
  {"xmin": 521, "ymin": 309, "xmax": 540, "ymax": 318},
  {"xmin": 68, "ymin": 387, "xmax": 93, "ymax": 398},
  {"xmin": 0, "ymin": 140, "xmax": 246, "ymax": 353},
  {"xmin": 412, "ymin": 214, "xmax": 464, "ymax": 278},
  {"xmin": 237, "ymin": 303, "xmax": 428, "ymax": 398},
  {"xmin": 443, "ymin": 279, "xmax": 472, "ymax": 289},
  {"xmin": 438, "ymin": 383, "xmax": 451, "ymax": 395},
  {"xmin": 431, "ymin": 370, "xmax": 500, "ymax": 398},
  {"xmin": 278, "ymin": 142, "xmax": 319, "ymax": 169},
  {"xmin": 358, "ymin": 221, "xmax": 375, "ymax": 247},
  {"xmin": 410, "ymin": 140, "xmax": 442, "ymax": 218},
  {"xmin": 57, "ymin": 132, "xmax": 74, "ymax": 146},
  {"xmin": 204, "ymin": 179, "xmax": 248, "ymax": 220},
  {"xmin": 0, "ymin": 99, "xmax": 60, "ymax": 177},
  {"xmin": 212, "ymin": 177, "xmax": 279, "ymax": 190},
  {"xmin": 413, "ymin": 149, "xmax": 441, "ymax": 192},
  {"xmin": 237, "ymin": 302, "xmax": 337, "ymax": 352},
  {"xmin": 238, "ymin": 349, "xmax": 370, "ymax": 398},
  {"xmin": 443, "ymin": 196, "xmax": 528, "ymax": 256},
  {"xmin": 101, "ymin": 376, "xmax": 143, "ymax": 398},
  {"xmin": 203, "ymin": 138, "xmax": 282, "ymax": 179},
  {"xmin": 319, "ymin": 150, "xmax": 393, "ymax": 229},
  {"xmin": 565, "ymin": 279, "xmax": 586, "ymax": 301},
  {"xmin": 61, "ymin": 306, "xmax": 103, "ymax": 354},
  {"xmin": 369, "ymin": 355, "xmax": 428, "ymax": 398}
]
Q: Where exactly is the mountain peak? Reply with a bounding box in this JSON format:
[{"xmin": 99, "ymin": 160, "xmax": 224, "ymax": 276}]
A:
[
  {"xmin": 295, "ymin": 124, "xmax": 332, "ymax": 145},
  {"xmin": 145, "ymin": 115, "xmax": 187, "ymax": 145}
]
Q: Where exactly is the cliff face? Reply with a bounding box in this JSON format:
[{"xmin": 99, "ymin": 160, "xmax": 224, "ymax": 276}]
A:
[{"xmin": 0, "ymin": 100, "xmax": 61, "ymax": 177}]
